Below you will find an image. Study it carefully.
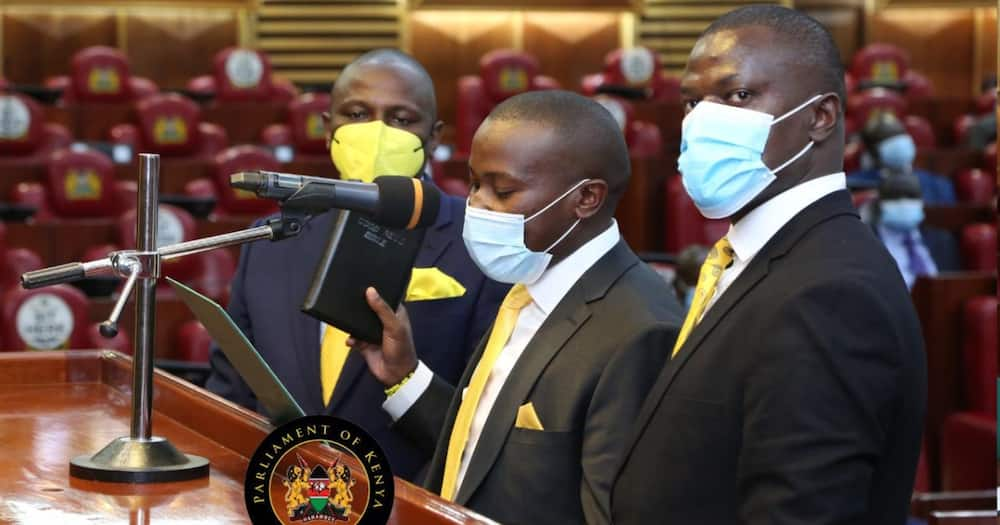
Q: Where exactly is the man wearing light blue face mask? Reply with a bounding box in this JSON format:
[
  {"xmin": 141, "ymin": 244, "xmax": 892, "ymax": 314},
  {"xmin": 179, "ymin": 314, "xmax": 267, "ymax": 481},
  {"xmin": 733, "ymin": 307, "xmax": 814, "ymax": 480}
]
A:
[
  {"xmin": 875, "ymin": 173, "xmax": 961, "ymax": 289},
  {"xmin": 348, "ymin": 90, "xmax": 682, "ymax": 524},
  {"xmin": 613, "ymin": 5, "xmax": 926, "ymax": 525}
]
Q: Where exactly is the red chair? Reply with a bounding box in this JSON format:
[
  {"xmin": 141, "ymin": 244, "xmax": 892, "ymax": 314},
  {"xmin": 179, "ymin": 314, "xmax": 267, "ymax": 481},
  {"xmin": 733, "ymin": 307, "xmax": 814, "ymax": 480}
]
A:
[
  {"xmin": 85, "ymin": 322, "xmax": 131, "ymax": 354},
  {"xmin": 663, "ymin": 175, "xmax": 727, "ymax": 253},
  {"xmin": 903, "ymin": 114, "xmax": 936, "ymax": 150},
  {"xmin": 952, "ymin": 114, "xmax": 977, "ymax": 145},
  {"xmin": 43, "ymin": 148, "xmax": 119, "ymax": 219},
  {"xmin": 954, "ymin": 168, "xmax": 994, "ymax": 205},
  {"xmin": 901, "ymin": 70, "xmax": 934, "ymax": 101},
  {"xmin": 0, "ymin": 222, "xmax": 43, "ymax": 292},
  {"xmin": 185, "ymin": 145, "xmax": 280, "ymax": 217},
  {"xmin": 455, "ymin": 50, "xmax": 560, "ymax": 156},
  {"xmin": 8, "ymin": 181, "xmax": 54, "ymax": 222},
  {"xmin": 850, "ymin": 43, "xmax": 909, "ymax": 87},
  {"xmin": 173, "ymin": 320, "xmax": 212, "ymax": 362},
  {"xmin": 580, "ymin": 47, "xmax": 680, "ymax": 102},
  {"xmin": 939, "ymin": 296, "xmax": 997, "ymax": 491},
  {"xmin": 592, "ymin": 95, "xmax": 662, "ymax": 158},
  {"xmin": 959, "ymin": 223, "xmax": 996, "ymax": 272},
  {"xmin": 260, "ymin": 92, "xmax": 330, "ymax": 160},
  {"xmin": 843, "ymin": 140, "xmax": 865, "ymax": 173},
  {"xmin": 983, "ymin": 142, "xmax": 996, "ymax": 174},
  {"xmin": 108, "ymin": 93, "xmax": 228, "ymax": 158},
  {"xmin": 1, "ymin": 284, "xmax": 91, "ymax": 351},
  {"xmin": 0, "ymin": 93, "xmax": 72, "ymax": 163},
  {"xmin": 846, "ymin": 87, "xmax": 907, "ymax": 134},
  {"xmin": 186, "ymin": 47, "xmax": 297, "ymax": 104},
  {"xmin": 45, "ymin": 46, "xmax": 159, "ymax": 104}
]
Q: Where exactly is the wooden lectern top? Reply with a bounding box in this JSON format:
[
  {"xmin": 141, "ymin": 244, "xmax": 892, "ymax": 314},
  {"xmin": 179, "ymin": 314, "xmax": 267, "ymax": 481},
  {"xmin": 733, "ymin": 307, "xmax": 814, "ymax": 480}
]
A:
[{"xmin": 0, "ymin": 350, "xmax": 496, "ymax": 524}]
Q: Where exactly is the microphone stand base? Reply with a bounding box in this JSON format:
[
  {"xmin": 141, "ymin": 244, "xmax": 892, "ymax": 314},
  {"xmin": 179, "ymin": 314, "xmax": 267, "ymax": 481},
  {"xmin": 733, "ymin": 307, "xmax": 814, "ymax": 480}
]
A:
[{"xmin": 69, "ymin": 436, "xmax": 209, "ymax": 483}]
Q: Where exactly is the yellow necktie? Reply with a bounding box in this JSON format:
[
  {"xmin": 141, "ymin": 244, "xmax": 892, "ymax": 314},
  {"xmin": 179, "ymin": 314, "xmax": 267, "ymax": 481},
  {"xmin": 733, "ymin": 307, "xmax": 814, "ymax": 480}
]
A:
[
  {"xmin": 320, "ymin": 325, "xmax": 351, "ymax": 406},
  {"xmin": 440, "ymin": 284, "xmax": 533, "ymax": 500},
  {"xmin": 672, "ymin": 237, "xmax": 734, "ymax": 358}
]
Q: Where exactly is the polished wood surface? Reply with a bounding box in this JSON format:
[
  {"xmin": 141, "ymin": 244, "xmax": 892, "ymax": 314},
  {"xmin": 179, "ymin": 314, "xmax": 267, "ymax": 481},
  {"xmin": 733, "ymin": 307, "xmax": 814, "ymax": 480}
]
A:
[
  {"xmin": 0, "ymin": 351, "xmax": 497, "ymax": 524},
  {"xmin": 910, "ymin": 273, "xmax": 997, "ymax": 490}
]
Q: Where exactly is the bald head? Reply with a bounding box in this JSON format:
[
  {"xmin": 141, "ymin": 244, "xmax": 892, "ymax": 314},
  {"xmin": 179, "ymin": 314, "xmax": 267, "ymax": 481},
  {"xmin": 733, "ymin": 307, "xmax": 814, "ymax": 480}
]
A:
[
  {"xmin": 334, "ymin": 49, "xmax": 437, "ymax": 119},
  {"xmin": 485, "ymin": 90, "xmax": 632, "ymax": 210}
]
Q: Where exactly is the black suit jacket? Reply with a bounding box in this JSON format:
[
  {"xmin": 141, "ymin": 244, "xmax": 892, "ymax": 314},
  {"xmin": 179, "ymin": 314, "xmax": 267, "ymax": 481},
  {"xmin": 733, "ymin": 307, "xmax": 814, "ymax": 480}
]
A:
[
  {"xmin": 612, "ymin": 191, "xmax": 926, "ymax": 525},
  {"xmin": 396, "ymin": 241, "xmax": 682, "ymax": 525},
  {"xmin": 205, "ymin": 194, "xmax": 509, "ymax": 481}
]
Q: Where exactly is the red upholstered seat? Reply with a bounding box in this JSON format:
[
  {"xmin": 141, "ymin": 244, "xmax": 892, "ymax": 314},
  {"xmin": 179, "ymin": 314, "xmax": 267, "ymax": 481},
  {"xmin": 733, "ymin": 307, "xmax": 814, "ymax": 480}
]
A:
[
  {"xmin": 186, "ymin": 48, "xmax": 297, "ymax": 104},
  {"xmin": 843, "ymin": 140, "xmax": 864, "ymax": 173},
  {"xmin": 663, "ymin": 175, "xmax": 727, "ymax": 253},
  {"xmin": 983, "ymin": 142, "xmax": 996, "ymax": 174},
  {"xmin": 108, "ymin": 93, "xmax": 228, "ymax": 158},
  {"xmin": 1, "ymin": 284, "xmax": 91, "ymax": 351},
  {"xmin": 190, "ymin": 145, "xmax": 280, "ymax": 217},
  {"xmin": 902, "ymin": 114, "xmax": 936, "ymax": 149},
  {"xmin": 959, "ymin": 223, "xmax": 997, "ymax": 272},
  {"xmin": 85, "ymin": 322, "xmax": 130, "ymax": 354},
  {"xmin": 940, "ymin": 412, "xmax": 996, "ymax": 491},
  {"xmin": 0, "ymin": 222, "xmax": 43, "ymax": 292},
  {"xmin": 46, "ymin": 46, "xmax": 159, "ymax": 104},
  {"xmin": 44, "ymin": 148, "xmax": 119, "ymax": 218},
  {"xmin": 591, "ymin": 95, "xmax": 663, "ymax": 158},
  {"xmin": 954, "ymin": 168, "xmax": 994, "ymax": 205},
  {"xmin": 173, "ymin": 320, "xmax": 212, "ymax": 362},
  {"xmin": 8, "ymin": 181, "xmax": 54, "ymax": 222},
  {"xmin": 580, "ymin": 47, "xmax": 681, "ymax": 103},
  {"xmin": 901, "ymin": 69, "xmax": 934, "ymax": 101},
  {"xmin": 850, "ymin": 43, "xmax": 909, "ymax": 88},
  {"xmin": 0, "ymin": 93, "xmax": 72, "ymax": 161},
  {"xmin": 961, "ymin": 296, "xmax": 997, "ymax": 415},
  {"xmin": 846, "ymin": 87, "xmax": 907, "ymax": 133},
  {"xmin": 455, "ymin": 50, "xmax": 560, "ymax": 156},
  {"xmin": 260, "ymin": 92, "xmax": 330, "ymax": 159}
]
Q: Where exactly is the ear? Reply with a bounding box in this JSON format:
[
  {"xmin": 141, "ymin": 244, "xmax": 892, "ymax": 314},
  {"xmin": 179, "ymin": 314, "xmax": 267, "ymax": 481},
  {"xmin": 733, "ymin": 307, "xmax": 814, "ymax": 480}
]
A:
[
  {"xmin": 574, "ymin": 179, "xmax": 609, "ymax": 220},
  {"xmin": 808, "ymin": 92, "xmax": 841, "ymax": 143},
  {"xmin": 426, "ymin": 119, "xmax": 444, "ymax": 158}
]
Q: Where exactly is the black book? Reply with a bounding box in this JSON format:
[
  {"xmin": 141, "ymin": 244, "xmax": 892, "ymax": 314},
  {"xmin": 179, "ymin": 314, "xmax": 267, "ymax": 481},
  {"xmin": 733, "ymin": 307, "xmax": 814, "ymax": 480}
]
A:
[{"xmin": 302, "ymin": 210, "xmax": 425, "ymax": 343}]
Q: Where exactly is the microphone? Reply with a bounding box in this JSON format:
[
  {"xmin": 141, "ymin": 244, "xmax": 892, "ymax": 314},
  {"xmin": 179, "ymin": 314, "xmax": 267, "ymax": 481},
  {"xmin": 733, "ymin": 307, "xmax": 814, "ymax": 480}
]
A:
[{"xmin": 230, "ymin": 170, "xmax": 441, "ymax": 230}]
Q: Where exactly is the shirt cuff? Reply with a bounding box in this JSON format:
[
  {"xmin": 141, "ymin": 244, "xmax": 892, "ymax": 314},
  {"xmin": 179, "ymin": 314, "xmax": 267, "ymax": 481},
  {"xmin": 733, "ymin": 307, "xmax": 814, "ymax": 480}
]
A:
[{"xmin": 382, "ymin": 360, "xmax": 433, "ymax": 421}]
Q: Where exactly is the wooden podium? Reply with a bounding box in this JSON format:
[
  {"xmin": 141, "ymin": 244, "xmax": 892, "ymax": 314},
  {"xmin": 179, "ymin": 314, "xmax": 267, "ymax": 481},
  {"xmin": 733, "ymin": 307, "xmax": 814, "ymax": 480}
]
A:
[{"xmin": 0, "ymin": 350, "xmax": 496, "ymax": 524}]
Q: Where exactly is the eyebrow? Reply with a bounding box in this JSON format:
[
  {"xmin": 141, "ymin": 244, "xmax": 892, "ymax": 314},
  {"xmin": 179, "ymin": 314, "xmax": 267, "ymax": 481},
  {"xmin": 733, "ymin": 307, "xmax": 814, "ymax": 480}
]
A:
[{"xmin": 681, "ymin": 72, "xmax": 743, "ymax": 96}]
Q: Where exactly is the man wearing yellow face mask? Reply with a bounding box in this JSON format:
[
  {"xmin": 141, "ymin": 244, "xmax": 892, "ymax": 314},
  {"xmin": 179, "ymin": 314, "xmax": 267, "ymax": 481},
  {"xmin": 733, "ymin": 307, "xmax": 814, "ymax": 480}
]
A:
[{"xmin": 205, "ymin": 49, "xmax": 509, "ymax": 482}]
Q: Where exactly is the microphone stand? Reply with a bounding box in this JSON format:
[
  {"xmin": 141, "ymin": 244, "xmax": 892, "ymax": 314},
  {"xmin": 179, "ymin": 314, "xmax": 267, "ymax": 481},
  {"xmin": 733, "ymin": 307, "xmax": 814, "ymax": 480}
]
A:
[{"xmin": 20, "ymin": 153, "xmax": 312, "ymax": 483}]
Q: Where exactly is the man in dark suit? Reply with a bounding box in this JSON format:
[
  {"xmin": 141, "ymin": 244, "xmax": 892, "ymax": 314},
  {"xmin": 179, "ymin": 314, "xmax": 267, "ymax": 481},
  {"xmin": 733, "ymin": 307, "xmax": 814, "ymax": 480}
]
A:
[
  {"xmin": 612, "ymin": 6, "xmax": 926, "ymax": 524},
  {"xmin": 873, "ymin": 172, "xmax": 961, "ymax": 289},
  {"xmin": 350, "ymin": 91, "xmax": 682, "ymax": 524},
  {"xmin": 205, "ymin": 49, "xmax": 507, "ymax": 482}
]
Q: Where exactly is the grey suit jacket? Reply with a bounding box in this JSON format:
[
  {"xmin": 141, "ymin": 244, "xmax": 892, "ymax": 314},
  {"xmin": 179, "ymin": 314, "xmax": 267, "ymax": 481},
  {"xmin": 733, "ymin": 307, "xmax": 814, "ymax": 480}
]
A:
[{"xmin": 394, "ymin": 241, "xmax": 682, "ymax": 525}]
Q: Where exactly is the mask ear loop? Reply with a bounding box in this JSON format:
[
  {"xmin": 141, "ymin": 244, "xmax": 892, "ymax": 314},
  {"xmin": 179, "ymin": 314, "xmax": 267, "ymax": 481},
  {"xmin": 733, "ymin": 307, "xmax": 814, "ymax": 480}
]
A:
[
  {"xmin": 526, "ymin": 178, "xmax": 592, "ymax": 222},
  {"xmin": 771, "ymin": 93, "xmax": 825, "ymax": 125}
]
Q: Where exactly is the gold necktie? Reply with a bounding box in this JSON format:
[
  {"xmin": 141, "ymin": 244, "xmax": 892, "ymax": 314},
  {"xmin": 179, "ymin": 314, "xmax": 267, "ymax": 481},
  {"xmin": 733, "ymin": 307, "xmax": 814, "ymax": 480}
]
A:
[
  {"xmin": 320, "ymin": 325, "xmax": 351, "ymax": 406},
  {"xmin": 440, "ymin": 284, "xmax": 533, "ymax": 500},
  {"xmin": 672, "ymin": 237, "xmax": 734, "ymax": 358}
]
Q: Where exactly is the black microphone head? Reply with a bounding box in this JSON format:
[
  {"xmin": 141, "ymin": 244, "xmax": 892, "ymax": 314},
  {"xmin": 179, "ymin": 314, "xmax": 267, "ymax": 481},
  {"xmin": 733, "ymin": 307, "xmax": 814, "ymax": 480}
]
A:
[{"xmin": 372, "ymin": 176, "xmax": 441, "ymax": 230}]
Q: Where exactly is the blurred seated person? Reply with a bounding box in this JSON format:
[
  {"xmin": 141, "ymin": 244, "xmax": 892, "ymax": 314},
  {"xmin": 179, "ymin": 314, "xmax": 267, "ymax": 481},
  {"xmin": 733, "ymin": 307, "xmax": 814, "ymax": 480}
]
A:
[
  {"xmin": 873, "ymin": 173, "xmax": 960, "ymax": 290},
  {"xmin": 965, "ymin": 75, "xmax": 996, "ymax": 151},
  {"xmin": 848, "ymin": 112, "xmax": 955, "ymax": 205},
  {"xmin": 672, "ymin": 244, "xmax": 708, "ymax": 311}
]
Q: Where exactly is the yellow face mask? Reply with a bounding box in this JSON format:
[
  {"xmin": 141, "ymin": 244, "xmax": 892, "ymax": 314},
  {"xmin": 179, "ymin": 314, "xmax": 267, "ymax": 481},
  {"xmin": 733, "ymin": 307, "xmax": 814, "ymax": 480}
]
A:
[{"xmin": 329, "ymin": 121, "xmax": 426, "ymax": 183}]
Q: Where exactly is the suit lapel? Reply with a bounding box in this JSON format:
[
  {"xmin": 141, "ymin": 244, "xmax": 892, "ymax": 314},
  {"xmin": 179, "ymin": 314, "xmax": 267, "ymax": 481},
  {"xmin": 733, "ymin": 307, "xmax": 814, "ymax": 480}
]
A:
[{"xmin": 454, "ymin": 242, "xmax": 636, "ymax": 504}]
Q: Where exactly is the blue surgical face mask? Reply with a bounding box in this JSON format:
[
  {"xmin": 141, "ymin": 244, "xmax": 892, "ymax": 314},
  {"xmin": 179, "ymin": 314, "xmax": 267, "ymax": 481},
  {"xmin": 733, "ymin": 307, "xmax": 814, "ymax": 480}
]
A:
[
  {"xmin": 462, "ymin": 179, "xmax": 591, "ymax": 284},
  {"xmin": 677, "ymin": 94, "xmax": 823, "ymax": 219},
  {"xmin": 877, "ymin": 134, "xmax": 916, "ymax": 170},
  {"xmin": 881, "ymin": 198, "xmax": 924, "ymax": 231}
]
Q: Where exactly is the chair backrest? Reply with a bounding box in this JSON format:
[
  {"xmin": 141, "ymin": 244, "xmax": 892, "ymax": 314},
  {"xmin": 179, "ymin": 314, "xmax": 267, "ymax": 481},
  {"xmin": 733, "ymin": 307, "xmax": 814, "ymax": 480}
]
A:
[
  {"xmin": 847, "ymin": 87, "xmax": 908, "ymax": 132},
  {"xmin": 213, "ymin": 47, "xmax": 274, "ymax": 102},
  {"xmin": 69, "ymin": 46, "xmax": 133, "ymax": 103},
  {"xmin": 954, "ymin": 168, "xmax": 994, "ymax": 205},
  {"xmin": 134, "ymin": 93, "xmax": 202, "ymax": 156},
  {"xmin": 903, "ymin": 114, "xmax": 936, "ymax": 149},
  {"xmin": 1, "ymin": 285, "xmax": 91, "ymax": 351},
  {"xmin": 961, "ymin": 296, "xmax": 997, "ymax": 415},
  {"xmin": 959, "ymin": 223, "xmax": 997, "ymax": 272},
  {"xmin": 592, "ymin": 95, "xmax": 662, "ymax": 157},
  {"xmin": 0, "ymin": 93, "xmax": 46, "ymax": 155},
  {"xmin": 210, "ymin": 145, "xmax": 281, "ymax": 215},
  {"xmin": 851, "ymin": 43, "xmax": 909, "ymax": 86},
  {"xmin": 118, "ymin": 204, "xmax": 200, "ymax": 279},
  {"xmin": 479, "ymin": 49, "xmax": 540, "ymax": 104},
  {"xmin": 663, "ymin": 175, "xmax": 727, "ymax": 253},
  {"xmin": 287, "ymin": 92, "xmax": 331, "ymax": 154},
  {"xmin": 46, "ymin": 148, "xmax": 118, "ymax": 218},
  {"xmin": 902, "ymin": 69, "xmax": 934, "ymax": 101}
]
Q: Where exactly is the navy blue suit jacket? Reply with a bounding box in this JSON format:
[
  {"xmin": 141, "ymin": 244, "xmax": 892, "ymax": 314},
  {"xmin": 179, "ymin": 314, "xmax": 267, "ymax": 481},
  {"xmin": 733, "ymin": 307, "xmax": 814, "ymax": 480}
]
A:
[{"xmin": 205, "ymin": 194, "xmax": 508, "ymax": 481}]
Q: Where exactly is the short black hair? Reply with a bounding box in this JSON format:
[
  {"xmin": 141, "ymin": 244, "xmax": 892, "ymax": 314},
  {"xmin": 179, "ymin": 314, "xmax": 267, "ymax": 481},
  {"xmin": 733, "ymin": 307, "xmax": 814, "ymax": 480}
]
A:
[
  {"xmin": 702, "ymin": 5, "xmax": 846, "ymax": 104},
  {"xmin": 486, "ymin": 90, "xmax": 632, "ymax": 208},
  {"xmin": 335, "ymin": 48, "xmax": 437, "ymax": 119}
]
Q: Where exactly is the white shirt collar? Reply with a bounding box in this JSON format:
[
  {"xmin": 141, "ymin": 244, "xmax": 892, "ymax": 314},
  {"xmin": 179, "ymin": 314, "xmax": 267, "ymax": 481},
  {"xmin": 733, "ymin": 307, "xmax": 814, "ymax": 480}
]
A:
[
  {"xmin": 728, "ymin": 173, "xmax": 847, "ymax": 262},
  {"xmin": 526, "ymin": 220, "xmax": 621, "ymax": 315}
]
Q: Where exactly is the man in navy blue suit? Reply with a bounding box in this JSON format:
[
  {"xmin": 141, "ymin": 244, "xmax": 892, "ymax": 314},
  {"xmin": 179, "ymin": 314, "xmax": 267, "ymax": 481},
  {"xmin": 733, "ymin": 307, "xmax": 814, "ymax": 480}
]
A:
[{"xmin": 205, "ymin": 49, "xmax": 508, "ymax": 481}]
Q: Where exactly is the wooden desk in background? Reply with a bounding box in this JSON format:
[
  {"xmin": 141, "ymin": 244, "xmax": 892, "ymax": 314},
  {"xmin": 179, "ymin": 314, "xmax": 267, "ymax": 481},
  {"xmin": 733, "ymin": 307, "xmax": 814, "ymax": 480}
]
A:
[{"xmin": 0, "ymin": 351, "xmax": 496, "ymax": 524}]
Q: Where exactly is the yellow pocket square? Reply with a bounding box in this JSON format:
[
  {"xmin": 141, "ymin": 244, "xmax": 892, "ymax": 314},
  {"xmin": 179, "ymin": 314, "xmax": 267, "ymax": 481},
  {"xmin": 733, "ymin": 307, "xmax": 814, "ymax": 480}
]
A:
[
  {"xmin": 405, "ymin": 267, "xmax": 467, "ymax": 302},
  {"xmin": 515, "ymin": 402, "xmax": 545, "ymax": 431}
]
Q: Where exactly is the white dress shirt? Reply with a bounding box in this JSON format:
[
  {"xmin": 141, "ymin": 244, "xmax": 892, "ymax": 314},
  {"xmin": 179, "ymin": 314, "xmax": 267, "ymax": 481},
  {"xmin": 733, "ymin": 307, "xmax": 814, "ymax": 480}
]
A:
[
  {"xmin": 383, "ymin": 220, "xmax": 621, "ymax": 494},
  {"xmin": 703, "ymin": 173, "xmax": 847, "ymax": 316}
]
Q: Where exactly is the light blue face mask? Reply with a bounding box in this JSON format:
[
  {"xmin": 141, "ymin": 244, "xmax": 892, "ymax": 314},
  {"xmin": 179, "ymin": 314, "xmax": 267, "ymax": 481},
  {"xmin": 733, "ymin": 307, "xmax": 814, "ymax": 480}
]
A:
[
  {"xmin": 677, "ymin": 94, "xmax": 823, "ymax": 219},
  {"xmin": 881, "ymin": 198, "xmax": 924, "ymax": 231},
  {"xmin": 462, "ymin": 179, "xmax": 591, "ymax": 284},
  {"xmin": 878, "ymin": 134, "xmax": 916, "ymax": 170}
]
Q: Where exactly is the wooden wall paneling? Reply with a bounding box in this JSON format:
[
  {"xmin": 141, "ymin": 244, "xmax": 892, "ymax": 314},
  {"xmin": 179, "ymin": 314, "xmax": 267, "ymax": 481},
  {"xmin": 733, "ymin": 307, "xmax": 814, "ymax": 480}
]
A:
[
  {"xmin": 973, "ymin": 7, "xmax": 997, "ymax": 93},
  {"xmin": 867, "ymin": 8, "xmax": 977, "ymax": 98},
  {"xmin": 795, "ymin": 0, "xmax": 866, "ymax": 67},
  {"xmin": 521, "ymin": 12, "xmax": 621, "ymax": 93},
  {"xmin": 124, "ymin": 10, "xmax": 238, "ymax": 90},
  {"xmin": 2, "ymin": 9, "xmax": 118, "ymax": 84},
  {"xmin": 408, "ymin": 11, "xmax": 517, "ymax": 126}
]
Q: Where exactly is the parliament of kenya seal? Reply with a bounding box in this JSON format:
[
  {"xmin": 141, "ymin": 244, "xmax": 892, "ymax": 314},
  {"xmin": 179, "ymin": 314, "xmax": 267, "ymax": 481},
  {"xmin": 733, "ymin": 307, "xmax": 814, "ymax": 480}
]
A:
[{"xmin": 244, "ymin": 415, "xmax": 393, "ymax": 525}]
